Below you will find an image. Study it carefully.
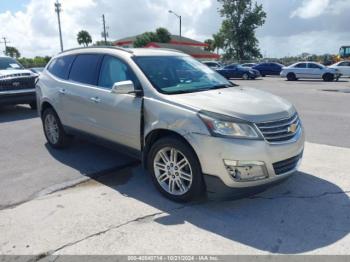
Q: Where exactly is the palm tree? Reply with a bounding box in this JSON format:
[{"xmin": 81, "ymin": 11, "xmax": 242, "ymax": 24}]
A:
[
  {"xmin": 77, "ymin": 30, "xmax": 92, "ymax": 47},
  {"xmin": 213, "ymin": 33, "xmax": 225, "ymax": 55}
]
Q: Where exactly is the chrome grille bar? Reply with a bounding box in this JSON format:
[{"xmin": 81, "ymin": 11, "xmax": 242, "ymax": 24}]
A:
[{"xmin": 256, "ymin": 113, "xmax": 301, "ymax": 143}]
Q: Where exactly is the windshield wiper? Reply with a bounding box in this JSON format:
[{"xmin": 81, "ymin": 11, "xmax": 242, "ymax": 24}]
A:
[{"xmin": 209, "ymin": 84, "xmax": 234, "ymax": 90}]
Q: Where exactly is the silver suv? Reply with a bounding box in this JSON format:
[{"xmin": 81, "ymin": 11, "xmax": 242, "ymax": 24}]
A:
[{"xmin": 36, "ymin": 47, "xmax": 305, "ymax": 202}]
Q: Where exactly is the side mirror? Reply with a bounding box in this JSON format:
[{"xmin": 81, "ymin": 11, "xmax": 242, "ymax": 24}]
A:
[{"xmin": 111, "ymin": 80, "xmax": 143, "ymax": 96}]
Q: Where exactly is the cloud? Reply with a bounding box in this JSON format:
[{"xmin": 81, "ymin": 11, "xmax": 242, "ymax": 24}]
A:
[
  {"xmin": 0, "ymin": 0, "xmax": 216, "ymax": 57},
  {"xmin": 291, "ymin": 0, "xmax": 330, "ymax": 19},
  {"xmin": 1, "ymin": 0, "xmax": 350, "ymax": 58},
  {"xmin": 259, "ymin": 31, "xmax": 348, "ymax": 58}
]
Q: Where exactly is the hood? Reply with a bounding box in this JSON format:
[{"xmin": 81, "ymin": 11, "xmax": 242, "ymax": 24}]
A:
[
  {"xmin": 0, "ymin": 69, "xmax": 35, "ymax": 78},
  {"xmin": 166, "ymin": 87, "xmax": 295, "ymax": 123}
]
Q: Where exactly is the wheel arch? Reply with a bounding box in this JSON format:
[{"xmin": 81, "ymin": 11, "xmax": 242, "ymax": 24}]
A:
[
  {"xmin": 40, "ymin": 101, "xmax": 55, "ymax": 118},
  {"xmin": 142, "ymin": 129, "xmax": 200, "ymax": 171}
]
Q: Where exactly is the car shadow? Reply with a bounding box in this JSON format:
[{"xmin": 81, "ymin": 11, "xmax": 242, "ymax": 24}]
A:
[
  {"xmin": 93, "ymin": 166, "xmax": 350, "ymax": 254},
  {"xmin": 0, "ymin": 105, "xmax": 38, "ymax": 123},
  {"xmin": 44, "ymin": 140, "xmax": 138, "ymax": 179},
  {"xmin": 284, "ymin": 79, "xmax": 349, "ymax": 83}
]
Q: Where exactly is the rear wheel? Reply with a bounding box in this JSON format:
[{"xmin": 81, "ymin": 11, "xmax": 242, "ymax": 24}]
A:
[
  {"xmin": 42, "ymin": 108, "xmax": 72, "ymax": 149},
  {"xmin": 287, "ymin": 73, "xmax": 296, "ymax": 81},
  {"xmin": 148, "ymin": 137, "xmax": 204, "ymax": 202}
]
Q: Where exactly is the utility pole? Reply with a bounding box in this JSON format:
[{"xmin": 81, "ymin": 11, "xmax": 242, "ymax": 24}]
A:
[
  {"xmin": 0, "ymin": 37, "xmax": 10, "ymax": 55},
  {"xmin": 54, "ymin": 0, "xmax": 64, "ymax": 52},
  {"xmin": 101, "ymin": 14, "xmax": 109, "ymax": 45}
]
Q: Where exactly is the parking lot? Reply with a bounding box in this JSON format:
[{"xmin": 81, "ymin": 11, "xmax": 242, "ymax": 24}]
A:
[{"xmin": 0, "ymin": 77, "xmax": 349, "ymax": 256}]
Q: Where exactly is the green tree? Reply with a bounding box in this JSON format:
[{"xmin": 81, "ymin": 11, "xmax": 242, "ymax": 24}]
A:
[
  {"xmin": 133, "ymin": 28, "xmax": 172, "ymax": 48},
  {"xmin": 94, "ymin": 40, "xmax": 114, "ymax": 46},
  {"xmin": 218, "ymin": 0, "xmax": 266, "ymax": 61},
  {"xmin": 134, "ymin": 32, "xmax": 158, "ymax": 48},
  {"xmin": 5, "ymin": 46, "xmax": 21, "ymax": 58},
  {"xmin": 18, "ymin": 56, "xmax": 51, "ymax": 68},
  {"xmin": 204, "ymin": 39, "xmax": 215, "ymax": 52},
  {"xmin": 77, "ymin": 30, "xmax": 92, "ymax": 47},
  {"xmin": 156, "ymin": 27, "xmax": 171, "ymax": 43},
  {"xmin": 213, "ymin": 32, "xmax": 225, "ymax": 54}
]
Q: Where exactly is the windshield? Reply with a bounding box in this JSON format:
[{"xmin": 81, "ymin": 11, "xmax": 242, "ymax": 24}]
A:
[
  {"xmin": 133, "ymin": 56, "xmax": 233, "ymax": 94},
  {"xmin": 0, "ymin": 57, "xmax": 24, "ymax": 70}
]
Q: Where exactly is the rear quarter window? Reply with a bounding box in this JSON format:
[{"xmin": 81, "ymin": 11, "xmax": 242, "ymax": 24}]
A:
[
  {"xmin": 69, "ymin": 54, "xmax": 103, "ymax": 85},
  {"xmin": 47, "ymin": 55, "xmax": 75, "ymax": 79}
]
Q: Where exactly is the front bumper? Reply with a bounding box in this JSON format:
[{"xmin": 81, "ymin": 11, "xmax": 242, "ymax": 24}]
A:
[
  {"xmin": 188, "ymin": 127, "xmax": 305, "ymax": 191},
  {"xmin": 0, "ymin": 89, "xmax": 36, "ymax": 106}
]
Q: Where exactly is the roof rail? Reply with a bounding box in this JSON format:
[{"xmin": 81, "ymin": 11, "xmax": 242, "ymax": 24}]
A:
[{"xmin": 59, "ymin": 46, "xmax": 134, "ymax": 55}]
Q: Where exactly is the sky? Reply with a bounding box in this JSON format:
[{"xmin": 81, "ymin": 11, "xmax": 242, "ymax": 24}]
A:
[{"xmin": 0, "ymin": 0, "xmax": 349, "ymax": 58}]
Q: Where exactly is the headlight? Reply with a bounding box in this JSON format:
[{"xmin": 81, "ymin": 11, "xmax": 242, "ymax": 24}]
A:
[
  {"xmin": 249, "ymin": 70, "xmax": 255, "ymax": 74},
  {"xmin": 198, "ymin": 111, "xmax": 260, "ymax": 139}
]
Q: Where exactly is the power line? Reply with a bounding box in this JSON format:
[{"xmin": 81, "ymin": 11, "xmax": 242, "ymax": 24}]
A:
[{"xmin": 54, "ymin": 0, "xmax": 64, "ymax": 52}]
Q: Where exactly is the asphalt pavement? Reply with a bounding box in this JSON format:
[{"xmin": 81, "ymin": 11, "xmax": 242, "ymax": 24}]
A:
[
  {"xmin": 234, "ymin": 77, "xmax": 350, "ymax": 148},
  {"xmin": 0, "ymin": 77, "xmax": 349, "ymax": 255}
]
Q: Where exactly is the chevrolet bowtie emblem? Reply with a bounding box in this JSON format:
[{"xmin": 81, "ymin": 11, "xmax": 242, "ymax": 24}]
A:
[{"xmin": 288, "ymin": 124, "xmax": 298, "ymax": 133}]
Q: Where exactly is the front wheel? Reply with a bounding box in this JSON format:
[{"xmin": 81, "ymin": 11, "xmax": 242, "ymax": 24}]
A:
[
  {"xmin": 42, "ymin": 108, "xmax": 72, "ymax": 149},
  {"xmin": 242, "ymin": 73, "xmax": 249, "ymax": 80},
  {"xmin": 287, "ymin": 73, "xmax": 296, "ymax": 81},
  {"xmin": 148, "ymin": 137, "xmax": 204, "ymax": 202}
]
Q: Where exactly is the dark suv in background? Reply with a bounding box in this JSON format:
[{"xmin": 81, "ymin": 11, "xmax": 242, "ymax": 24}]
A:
[
  {"xmin": 0, "ymin": 56, "xmax": 38, "ymax": 109},
  {"xmin": 253, "ymin": 62, "xmax": 284, "ymax": 77}
]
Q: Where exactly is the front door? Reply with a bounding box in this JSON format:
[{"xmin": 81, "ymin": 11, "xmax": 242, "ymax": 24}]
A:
[{"xmin": 88, "ymin": 55, "xmax": 142, "ymax": 150}]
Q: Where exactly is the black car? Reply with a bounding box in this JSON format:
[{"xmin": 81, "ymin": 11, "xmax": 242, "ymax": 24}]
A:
[
  {"xmin": 0, "ymin": 56, "xmax": 38, "ymax": 109},
  {"xmin": 252, "ymin": 62, "xmax": 284, "ymax": 77},
  {"xmin": 216, "ymin": 64, "xmax": 260, "ymax": 80}
]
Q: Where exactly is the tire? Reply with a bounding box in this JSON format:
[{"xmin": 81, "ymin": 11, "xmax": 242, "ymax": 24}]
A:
[
  {"xmin": 242, "ymin": 73, "xmax": 249, "ymax": 80},
  {"xmin": 147, "ymin": 136, "xmax": 204, "ymax": 202},
  {"xmin": 42, "ymin": 108, "xmax": 72, "ymax": 149},
  {"xmin": 323, "ymin": 73, "xmax": 334, "ymax": 82},
  {"xmin": 29, "ymin": 101, "xmax": 37, "ymax": 110},
  {"xmin": 287, "ymin": 73, "xmax": 296, "ymax": 81}
]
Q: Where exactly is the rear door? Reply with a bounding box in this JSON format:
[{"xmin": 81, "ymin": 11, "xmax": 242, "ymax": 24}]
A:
[{"xmin": 62, "ymin": 54, "xmax": 104, "ymax": 133}]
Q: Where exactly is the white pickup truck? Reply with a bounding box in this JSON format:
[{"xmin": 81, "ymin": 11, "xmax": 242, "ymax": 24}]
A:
[{"xmin": 0, "ymin": 56, "xmax": 38, "ymax": 108}]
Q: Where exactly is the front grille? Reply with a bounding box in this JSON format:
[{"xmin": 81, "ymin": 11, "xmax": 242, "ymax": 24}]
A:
[
  {"xmin": 256, "ymin": 113, "xmax": 301, "ymax": 143},
  {"xmin": 273, "ymin": 152, "xmax": 303, "ymax": 175},
  {"xmin": 0, "ymin": 77, "xmax": 36, "ymax": 92}
]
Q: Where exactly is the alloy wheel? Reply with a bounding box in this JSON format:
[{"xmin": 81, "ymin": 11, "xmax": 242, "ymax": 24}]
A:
[
  {"xmin": 153, "ymin": 147, "xmax": 193, "ymax": 196},
  {"xmin": 44, "ymin": 114, "xmax": 59, "ymax": 144}
]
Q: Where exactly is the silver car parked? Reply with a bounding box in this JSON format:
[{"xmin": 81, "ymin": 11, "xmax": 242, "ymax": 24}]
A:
[{"xmin": 36, "ymin": 47, "xmax": 305, "ymax": 202}]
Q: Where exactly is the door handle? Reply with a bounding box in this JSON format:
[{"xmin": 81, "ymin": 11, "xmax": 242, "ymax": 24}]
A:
[
  {"xmin": 59, "ymin": 88, "xmax": 66, "ymax": 95},
  {"xmin": 90, "ymin": 97, "xmax": 101, "ymax": 103}
]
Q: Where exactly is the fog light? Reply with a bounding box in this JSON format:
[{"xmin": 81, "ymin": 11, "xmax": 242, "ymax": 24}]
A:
[{"xmin": 223, "ymin": 160, "xmax": 268, "ymax": 182}]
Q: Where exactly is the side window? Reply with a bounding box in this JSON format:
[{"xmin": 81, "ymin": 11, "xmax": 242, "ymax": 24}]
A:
[
  {"xmin": 338, "ymin": 62, "xmax": 348, "ymax": 66},
  {"xmin": 48, "ymin": 55, "xmax": 75, "ymax": 79},
  {"xmin": 69, "ymin": 54, "xmax": 103, "ymax": 85},
  {"xmin": 308, "ymin": 63, "xmax": 322, "ymax": 69},
  {"xmin": 98, "ymin": 55, "xmax": 139, "ymax": 89},
  {"xmin": 295, "ymin": 63, "xmax": 307, "ymax": 68}
]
